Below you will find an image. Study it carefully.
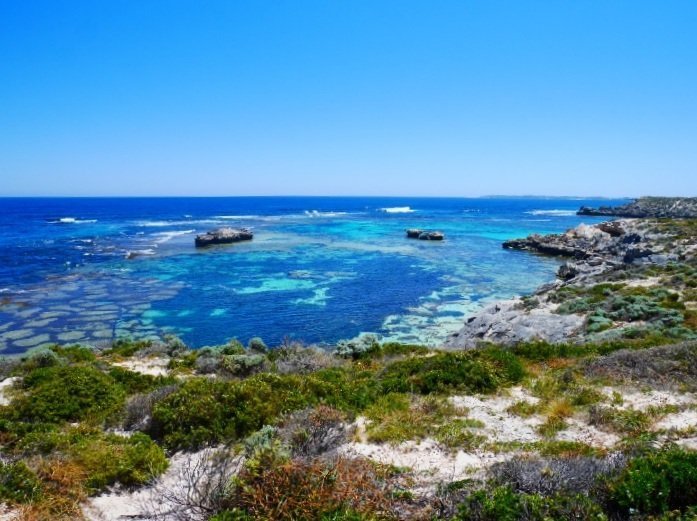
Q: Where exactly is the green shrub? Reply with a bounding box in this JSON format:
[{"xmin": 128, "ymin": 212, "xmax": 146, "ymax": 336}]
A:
[
  {"xmin": 380, "ymin": 349, "xmax": 523, "ymax": 395},
  {"xmin": 220, "ymin": 353, "xmax": 267, "ymax": 376},
  {"xmin": 379, "ymin": 343, "xmax": 429, "ymax": 357},
  {"xmin": 151, "ymin": 373, "xmax": 325, "ymax": 449},
  {"xmin": 19, "ymin": 349, "xmax": 61, "ymax": 373},
  {"xmin": 607, "ymin": 447, "xmax": 697, "ymax": 517},
  {"xmin": 510, "ymin": 340, "xmax": 589, "ymax": 361},
  {"xmin": 0, "ymin": 461, "xmax": 43, "ymax": 504},
  {"xmin": 588, "ymin": 406, "xmax": 653, "ymax": 435},
  {"xmin": 108, "ymin": 366, "xmax": 176, "ymax": 394},
  {"xmin": 247, "ymin": 337, "xmax": 268, "ymax": 353},
  {"xmin": 49, "ymin": 344, "xmax": 96, "ymax": 363},
  {"xmin": 456, "ymin": 485, "xmax": 607, "ymax": 521},
  {"xmin": 434, "ymin": 419, "xmax": 485, "ymax": 449},
  {"xmin": 335, "ymin": 335, "xmax": 380, "ymax": 360},
  {"xmin": 104, "ymin": 339, "xmax": 153, "ymax": 358},
  {"xmin": 9, "ymin": 365, "xmax": 125, "ymax": 424},
  {"xmin": 12, "ymin": 426, "xmax": 167, "ymax": 493},
  {"xmin": 73, "ymin": 432, "xmax": 168, "ymax": 491}
]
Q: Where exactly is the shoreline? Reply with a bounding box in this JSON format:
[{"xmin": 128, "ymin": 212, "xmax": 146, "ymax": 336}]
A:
[{"xmin": 447, "ymin": 215, "xmax": 697, "ymax": 348}]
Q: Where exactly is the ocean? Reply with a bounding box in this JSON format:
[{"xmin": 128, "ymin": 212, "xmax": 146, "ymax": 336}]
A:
[{"xmin": 0, "ymin": 196, "xmax": 625, "ymax": 355}]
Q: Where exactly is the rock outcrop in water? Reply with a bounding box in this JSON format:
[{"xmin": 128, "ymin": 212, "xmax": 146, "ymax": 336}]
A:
[
  {"xmin": 406, "ymin": 229, "xmax": 445, "ymax": 241},
  {"xmin": 195, "ymin": 228, "xmax": 253, "ymax": 247},
  {"xmin": 578, "ymin": 197, "xmax": 697, "ymax": 218}
]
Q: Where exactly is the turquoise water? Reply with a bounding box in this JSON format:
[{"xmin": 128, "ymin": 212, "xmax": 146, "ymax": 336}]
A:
[{"xmin": 0, "ymin": 197, "xmax": 624, "ymax": 354}]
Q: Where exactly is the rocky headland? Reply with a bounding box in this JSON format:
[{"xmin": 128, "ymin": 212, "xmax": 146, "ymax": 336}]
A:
[
  {"xmin": 578, "ymin": 196, "xmax": 697, "ymax": 218},
  {"xmin": 447, "ymin": 217, "xmax": 697, "ymax": 348}
]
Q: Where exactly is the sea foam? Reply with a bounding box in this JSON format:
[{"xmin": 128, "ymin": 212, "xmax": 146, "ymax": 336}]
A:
[
  {"xmin": 52, "ymin": 217, "xmax": 98, "ymax": 224},
  {"xmin": 380, "ymin": 206, "xmax": 415, "ymax": 213},
  {"xmin": 525, "ymin": 209, "xmax": 577, "ymax": 216}
]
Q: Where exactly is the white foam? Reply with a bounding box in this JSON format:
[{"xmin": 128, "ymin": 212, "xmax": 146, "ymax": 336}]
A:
[
  {"xmin": 304, "ymin": 210, "xmax": 348, "ymax": 218},
  {"xmin": 152, "ymin": 229, "xmax": 195, "ymax": 244},
  {"xmin": 125, "ymin": 249, "xmax": 156, "ymax": 258},
  {"xmin": 135, "ymin": 219, "xmax": 218, "ymax": 227},
  {"xmin": 525, "ymin": 209, "xmax": 577, "ymax": 216},
  {"xmin": 53, "ymin": 217, "xmax": 98, "ymax": 224},
  {"xmin": 380, "ymin": 206, "xmax": 415, "ymax": 213},
  {"xmin": 216, "ymin": 215, "xmax": 264, "ymax": 220}
]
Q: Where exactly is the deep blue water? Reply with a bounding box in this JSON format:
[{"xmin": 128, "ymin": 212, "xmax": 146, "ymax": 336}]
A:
[{"xmin": 0, "ymin": 196, "xmax": 626, "ymax": 354}]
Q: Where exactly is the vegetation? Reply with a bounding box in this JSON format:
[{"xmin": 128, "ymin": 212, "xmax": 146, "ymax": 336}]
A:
[{"xmin": 1, "ymin": 324, "xmax": 697, "ymax": 519}]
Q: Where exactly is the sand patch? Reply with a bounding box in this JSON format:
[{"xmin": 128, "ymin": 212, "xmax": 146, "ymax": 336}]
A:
[
  {"xmin": 112, "ymin": 357, "xmax": 170, "ymax": 377},
  {"xmin": 0, "ymin": 377, "xmax": 21, "ymax": 406},
  {"xmin": 450, "ymin": 387, "xmax": 543, "ymax": 444},
  {"xmin": 601, "ymin": 386, "xmax": 697, "ymax": 411}
]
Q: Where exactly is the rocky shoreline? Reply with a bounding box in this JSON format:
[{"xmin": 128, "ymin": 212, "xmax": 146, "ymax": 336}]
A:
[
  {"xmin": 578, "ymin": 196, "xmax": 697, "ymax": 218},
  {"xmin": 446, "ymin": 217, "xmax": 697, "ymax": 348}
]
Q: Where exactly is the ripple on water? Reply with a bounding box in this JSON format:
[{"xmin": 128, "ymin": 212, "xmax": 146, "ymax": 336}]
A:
[
  {"xmin": 15, "ymin": 308, "xmax": 41, "ymax": 319},
  {"xmin": 0, "ymin": 328, "xmax": 35, "ymax": 341},
  {"xmin": 14, "ymin": 334, "xmax": 51, "ymax": 347},
  {"xmin": 57, "ymin": 331, "xmax": 86, "ymax": 342},
  {"xmin": 39, "ymin": 311, "xmax": 70, "ymax": 319},
  {"xmin": 93, "ymin": 329, "xmax": 114, "ymax": 339},
  {"xmin": 0, "ymin": 321, "xmax": 15, "ymax": 332},
  {"xmin": 24, "ymin": 318, "xmax": 58, "ymax": 328}
]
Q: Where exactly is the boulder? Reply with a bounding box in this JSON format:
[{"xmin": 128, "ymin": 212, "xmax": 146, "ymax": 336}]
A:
[
  {"xmin": 195, "ymin": 228, "xmax": 253, "ymax": 247},
  {"xmin": 597, "ymin": 221, "xmax": 625, "ymax": 237},
  {"xmin": 406, "ymin": 229, "xmax": 444, "ymax": 241}
]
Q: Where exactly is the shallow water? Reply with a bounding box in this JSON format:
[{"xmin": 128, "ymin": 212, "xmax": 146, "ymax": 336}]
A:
[{"xmin": 0, "ymin": 196, "xmax": 625, "ymax": 353}]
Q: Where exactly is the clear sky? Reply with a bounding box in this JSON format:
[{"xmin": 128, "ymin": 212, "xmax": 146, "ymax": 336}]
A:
[{"xmin": 1, "ymin": 1, "xmax": 695, "ymax": 197}]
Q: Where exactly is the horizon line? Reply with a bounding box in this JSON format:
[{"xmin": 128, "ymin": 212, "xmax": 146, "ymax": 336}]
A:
[{"xmin": 0, "ymin": 194, "xmax": 636, "ymax": 200}]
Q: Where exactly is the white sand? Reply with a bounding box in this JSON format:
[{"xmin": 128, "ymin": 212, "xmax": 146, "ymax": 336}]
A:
[
  {"xmin": 0, "ymin": 377, "xmax": 20, "ymax": 406},
  {"xmin": 112, "ymin": 357, "xmax": 170, "ymax": 377}
]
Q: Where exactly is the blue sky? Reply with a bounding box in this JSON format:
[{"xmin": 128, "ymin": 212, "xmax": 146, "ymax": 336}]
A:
[{"xmin": 1, "ymin": 1, "xmax": 695, "ymax": 197}]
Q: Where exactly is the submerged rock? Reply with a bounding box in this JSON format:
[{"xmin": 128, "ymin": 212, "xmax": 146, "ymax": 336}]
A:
[{"xmin": 195, "ymin": 228, "xmax": 254, "ymax": 247}]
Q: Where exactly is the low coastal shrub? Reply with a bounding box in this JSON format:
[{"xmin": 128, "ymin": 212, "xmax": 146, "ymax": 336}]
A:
[
  {"xmin": 363, "ymin": 393, "xmax": 461, "ymax": 445},
  {"xmin": 108, "ymin": 365, "xmax": 177, "ymax": 394},
  {"xmin": 151, "ymin": 373, "xmax": 325, "ymax": 449},
  {"xmin": 12, "ymin": 425, "xmax": 168, "ymax": 492},
  {"xmin": 588, "ymin": 405, "xmax": 654, "ymax": 435},
  {"xmin": 537, "ymin": 399, "xmax": 573, "ymax": 437},
  {"xmin": 434, "ymin": 419, "xmax": 486, "ymax": 450},
  {"xmin": 606, "ymin": 446, "xmax": 697, "ymax": 517},
  {"xmin": 49, "ymin": 344, "xmax": 97, "ymax": 363},
  {"xmin": 278, "ymin": 405, "xmax": 350, "ymax": 458},
  {"xmin": 554, "ymin": 282, "xmax": 695, "ymax": 339},
  {"xmin": 380, "ymin": 349, "xmax": 524, "ymax": 395},
  {"xmin": 219, "ymin": 353, "xmax": 267, "ymax": 376},
  {"xmin": 70, "ymin": 431, "xmax": 168, "ymax": 491},
  {"xmin": 335, "ymin": 334, "xmax": 381, "ymax": 360},
  {"xmin": 0, "ymin": 460, "xmax": 43, "ymax": 504},
  {"xmin": 122, "ymin": 384, "xmax": 179, "ymax": 432},
  {"xmin": 455, "ymin": 486, "xmax": 607, "ymax": 521},
  {"xmin": 103, "ymin": 338, "xmax": 154, "ymax": 358},
  {"xmin": 9, "ymin": 365, "xmax": 125, "ymax": 424},
  {"xmin": 226, "ymin": 456, "xmax": 398, "ymax": 520}
]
